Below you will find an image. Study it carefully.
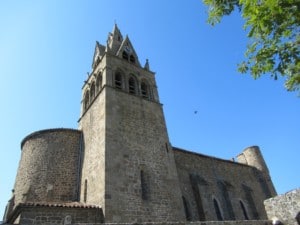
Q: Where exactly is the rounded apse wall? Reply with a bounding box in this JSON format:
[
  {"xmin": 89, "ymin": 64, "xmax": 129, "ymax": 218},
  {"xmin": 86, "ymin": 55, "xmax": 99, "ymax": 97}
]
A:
[{"xmin": 14, "ymin": 128, "xmax": 82, "ymax": 206}]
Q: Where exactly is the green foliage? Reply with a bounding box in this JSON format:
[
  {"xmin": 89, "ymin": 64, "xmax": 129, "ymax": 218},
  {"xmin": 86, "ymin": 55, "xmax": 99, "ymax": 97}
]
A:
[{"xmin": 203, "ymin": 0, "xmax": 300, "ymax": 91}]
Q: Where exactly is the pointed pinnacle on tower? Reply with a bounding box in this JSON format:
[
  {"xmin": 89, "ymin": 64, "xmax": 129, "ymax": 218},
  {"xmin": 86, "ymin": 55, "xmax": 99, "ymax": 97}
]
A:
[{"xmin": 144, "ymin": 59, "xmax": 150, "ymax": 71}]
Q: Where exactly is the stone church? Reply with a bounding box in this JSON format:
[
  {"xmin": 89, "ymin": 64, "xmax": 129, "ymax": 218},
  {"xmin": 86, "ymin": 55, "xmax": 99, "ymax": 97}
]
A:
[{"xmin": 3, "ymin": 25, "xmax": 278, "ymax": 225}]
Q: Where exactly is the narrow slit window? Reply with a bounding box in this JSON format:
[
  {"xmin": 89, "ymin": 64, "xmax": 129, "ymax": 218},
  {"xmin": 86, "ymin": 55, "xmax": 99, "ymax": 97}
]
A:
[
  {"xmin": 140, "ymin": 170, "xmax": 149, "ymax": 200},
  {"xmin": 84, "ymin": 179, "xmax": 88, "ymax": 203}
]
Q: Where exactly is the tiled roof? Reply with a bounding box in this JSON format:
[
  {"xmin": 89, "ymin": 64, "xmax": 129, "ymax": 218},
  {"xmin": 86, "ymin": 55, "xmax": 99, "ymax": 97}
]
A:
[
  {"xmin": 21, "ymin": 128, "xmax": 81, "ymax": 148},
  {"xmin": 18, "ymin": 202, "xmax": 101, "ymax": 209}
]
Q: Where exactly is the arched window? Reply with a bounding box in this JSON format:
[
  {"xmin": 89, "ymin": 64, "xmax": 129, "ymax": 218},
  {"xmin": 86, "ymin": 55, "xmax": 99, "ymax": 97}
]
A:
[
  {"xmin": 128, "ymin": 76, "xmax": 136, "ymax": 94},
  {"xmin": 240, "ymin": 200, "xmax": 249, "ymax": 220},
  {"xmin": 189, "ymin": 174, "xmax": 206, "ymax": 221},
  {"xmin": 96, "ymin": 73, "xmax": 102, "ymax": 92},
  {"xmin": 94, "ymin": 57, "xmax": 100, "ymax": 68},
  {"xmin": 90, "ymin": 82, "xmax": 95, "ymax": 99},
  {"xmin": 122, "ymin": 51, "xmax": 128, "ymax": 60},
  {"xmin": 242, "ymin": 184, "xmax": 259, "ymax": 219},
  {"xmin": 218, "ymin": 181, "xmax": 235, "ymax": 220},
  {"xmin": 130, "ymin": 55, "xmax": 135, "ymax": 63},
  {"xmin": 141, "ymin": 81, "xmax": 149, "ymax": 99},
  {"xmin": 84, "ymin": 90, "xmax": 90, "ymax": 111},
  {"xmin": 115, "ymin": 72, "xmax": 123, "ymax": 89},
  {"xmin": 213, "ymin": 198, "xmax": 223, "ymax": 221},
  {"xmin": 182, "ymin": 196, "xmax": 192, "ymax": 221}
]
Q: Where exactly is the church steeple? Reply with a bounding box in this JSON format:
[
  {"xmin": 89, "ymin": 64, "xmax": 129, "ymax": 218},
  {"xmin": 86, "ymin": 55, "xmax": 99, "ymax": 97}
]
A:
[
  {"xmin": 92, "ymin": 41, "xmax": 105, "ymax": 69},
  {"xmin": 106, "ymin": 24, "xmax": 141, "ymax": 67},
  {"xmin": 116, "ymin": 35, "xmax": 141, "ymax": 67},
  {"xmin": 79, "ymin": 25, "xmax": 185, "ymax": 223},
  {"xmin": 107, "ymin": 24, "xmax": 123, "ymax": 54}
]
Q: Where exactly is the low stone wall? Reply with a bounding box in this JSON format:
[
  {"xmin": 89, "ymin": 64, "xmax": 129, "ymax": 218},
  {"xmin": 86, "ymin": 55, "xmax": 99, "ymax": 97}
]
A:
[
  {"xmin": 6, "ymin": 203, "xmax": 104, "ymax": 225},
  {"xmin": 264, "ymin": 188, "xmax": 300, "ymax": 225}
]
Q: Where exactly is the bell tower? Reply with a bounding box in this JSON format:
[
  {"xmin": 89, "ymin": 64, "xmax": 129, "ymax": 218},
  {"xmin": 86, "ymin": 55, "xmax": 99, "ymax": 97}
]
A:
[{"xmin": 78, "ymin": 25, "xmax": 185, "ymax": 223}]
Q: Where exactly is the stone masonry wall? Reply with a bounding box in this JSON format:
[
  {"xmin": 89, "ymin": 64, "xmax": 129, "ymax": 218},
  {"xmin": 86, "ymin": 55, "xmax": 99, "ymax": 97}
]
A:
[
  {"xmin": 79, "ymin": 51, "xmax": 186, "ymax": 223},
  {"xmin": 101, "ymin": 54, "xmax": 185, "ymax": 223},
  {"xmin": 89, "ymin": 221, "xmax": 272, "ymax": 225},
  {"xmin": 13, "ymin": 129, "xmax": 82, "ymax": 207},
  {"xmin": 78, "ymin": 81, "xmax": 106, "ymax": 209},
  {"xmin": 174, "ymin": 148, "xmax": 272, "ymax": 222},
  {"xmin": 236, "ymin": 146, "xmax": 276, "ymax": 198},
  {"xmin": 11, "ymin": 205, "xmax": 103, "ymax": 225},
  {"xmin": 103, "ymin": 84, "xmax": 185, "ymax": 223},
  {"xmin": 264, "ymin": 188, "xmax": 300, "ymax": 225}
]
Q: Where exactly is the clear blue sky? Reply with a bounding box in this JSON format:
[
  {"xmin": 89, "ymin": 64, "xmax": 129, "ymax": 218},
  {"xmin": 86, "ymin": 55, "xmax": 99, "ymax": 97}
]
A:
[{"xmin": 0, "ymin": 0, "xmax": 299, "ymax": 217}]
